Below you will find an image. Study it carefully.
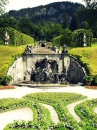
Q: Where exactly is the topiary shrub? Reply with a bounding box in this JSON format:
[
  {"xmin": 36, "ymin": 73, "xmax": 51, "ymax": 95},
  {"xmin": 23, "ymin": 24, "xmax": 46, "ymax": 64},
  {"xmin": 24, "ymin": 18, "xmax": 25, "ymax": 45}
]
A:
[{"xmin": 71, "ymin": 29, "xmax": 93, "ymax": 47}]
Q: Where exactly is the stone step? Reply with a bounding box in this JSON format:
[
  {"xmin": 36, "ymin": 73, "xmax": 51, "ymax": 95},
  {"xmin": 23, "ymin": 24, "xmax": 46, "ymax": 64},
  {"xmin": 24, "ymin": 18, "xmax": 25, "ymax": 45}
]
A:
[{"xmin": 34, "ymin": 47, "xmax": 57, "ymax": 54}]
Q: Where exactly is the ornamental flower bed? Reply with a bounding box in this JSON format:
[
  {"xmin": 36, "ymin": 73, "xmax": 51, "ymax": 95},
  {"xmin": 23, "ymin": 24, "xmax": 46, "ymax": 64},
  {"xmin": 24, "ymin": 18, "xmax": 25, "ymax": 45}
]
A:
[{"xmin": 0, "ymin": 86, "xmax": 15, "ymax": 90}]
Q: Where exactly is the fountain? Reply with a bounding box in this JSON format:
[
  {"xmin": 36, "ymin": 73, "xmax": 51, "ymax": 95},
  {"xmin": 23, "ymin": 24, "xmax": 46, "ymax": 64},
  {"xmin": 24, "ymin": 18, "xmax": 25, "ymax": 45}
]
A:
[{"xmin": 8, "ymin": 43, "xmax": 86, "ymax": 86}]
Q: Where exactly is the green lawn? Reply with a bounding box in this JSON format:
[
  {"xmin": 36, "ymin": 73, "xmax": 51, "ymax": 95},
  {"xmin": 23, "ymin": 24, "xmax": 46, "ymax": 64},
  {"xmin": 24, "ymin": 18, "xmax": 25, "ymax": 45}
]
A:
[
  {"xmin": 69, "ymin": 44, "xmax": 97, "ymax": 75},
  {"xmin": 0, "ymin": 45, "xmax": 26, "ymax": 76}
]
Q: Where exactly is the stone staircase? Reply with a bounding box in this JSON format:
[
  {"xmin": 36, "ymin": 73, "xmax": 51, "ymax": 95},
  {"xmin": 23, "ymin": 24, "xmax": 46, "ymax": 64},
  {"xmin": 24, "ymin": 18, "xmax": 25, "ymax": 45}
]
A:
[{"xmin": 34, "ymin": 47, "xmax": 57, "ymax": 54}]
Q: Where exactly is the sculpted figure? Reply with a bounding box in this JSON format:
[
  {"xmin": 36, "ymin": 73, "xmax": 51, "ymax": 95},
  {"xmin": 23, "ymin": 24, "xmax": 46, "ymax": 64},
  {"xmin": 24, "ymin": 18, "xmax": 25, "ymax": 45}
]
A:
[{"xmin": 4, "ymin": 31, "xmax": 9, "ymax": 45}]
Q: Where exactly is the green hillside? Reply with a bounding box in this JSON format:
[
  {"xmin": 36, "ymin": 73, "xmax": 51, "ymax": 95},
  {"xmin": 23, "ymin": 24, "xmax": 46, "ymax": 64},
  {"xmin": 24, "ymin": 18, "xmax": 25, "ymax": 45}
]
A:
[
  {"xmin": 0, "ymin": 45, "xmax": 26, "ymax": 76},
  {"xmin": 69, "ymin": 44, "xmax": 97, "ymax": 75}
]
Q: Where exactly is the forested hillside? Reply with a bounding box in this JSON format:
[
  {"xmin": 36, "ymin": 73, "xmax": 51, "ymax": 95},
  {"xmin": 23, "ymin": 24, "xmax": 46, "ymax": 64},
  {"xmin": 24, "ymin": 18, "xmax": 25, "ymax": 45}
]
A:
[
  {"xmin": 1, "ymin": 1, "xmax": 97, "ymax": 42},
  {"xmin": 0, "ymin": 1, "xmax": 85, "ymax": 41},
  {"xmin": 7, "ymin": 2, "xmax": 84, "ymax": 23}
]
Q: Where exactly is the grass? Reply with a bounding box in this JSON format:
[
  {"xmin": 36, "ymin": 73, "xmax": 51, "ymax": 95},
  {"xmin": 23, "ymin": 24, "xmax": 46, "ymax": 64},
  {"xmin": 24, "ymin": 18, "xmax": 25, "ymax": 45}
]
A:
[
  {"xmin": 0, "ymin": 45, "xmax": 27, "ymax": 76},
  {"xmin": 69, "ymin": 44, "xmax": 97, "ymax": 75}
]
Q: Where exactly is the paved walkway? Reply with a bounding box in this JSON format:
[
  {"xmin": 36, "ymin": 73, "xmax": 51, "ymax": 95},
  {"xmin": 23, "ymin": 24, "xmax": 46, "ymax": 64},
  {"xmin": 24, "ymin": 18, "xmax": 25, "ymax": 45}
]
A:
[
  {"xmin": 66, "ymin": 99, "xmax": 87, "ymax": 122},
  {"xmin": 0, "ymin": 107, "xmax": 33, "ymax": 130},
  {"xmin": 0, "ymin": 86, "xmax": 97, "ymax": 99},
  {"xmin": 41, "ymin": 103, "xmax": 60, "ymax": 124}
]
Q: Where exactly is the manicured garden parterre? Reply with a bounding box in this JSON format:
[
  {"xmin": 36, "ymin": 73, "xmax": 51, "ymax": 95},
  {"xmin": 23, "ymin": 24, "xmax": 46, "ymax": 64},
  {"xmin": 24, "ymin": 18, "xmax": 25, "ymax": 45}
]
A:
[
  {"xmin": 0, "ymin": 92, "xmax": 87, "ymax": 130},
  {"xmin": 1, "ymin": 92, "xmax": 97, "ymax": 129}
]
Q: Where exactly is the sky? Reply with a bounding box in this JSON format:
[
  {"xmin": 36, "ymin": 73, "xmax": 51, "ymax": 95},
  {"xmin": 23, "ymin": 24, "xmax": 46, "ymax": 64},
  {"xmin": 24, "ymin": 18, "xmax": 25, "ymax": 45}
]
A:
[{"xmin": 5, "ymin": 0, "xmax": 85, "ymax": 12}]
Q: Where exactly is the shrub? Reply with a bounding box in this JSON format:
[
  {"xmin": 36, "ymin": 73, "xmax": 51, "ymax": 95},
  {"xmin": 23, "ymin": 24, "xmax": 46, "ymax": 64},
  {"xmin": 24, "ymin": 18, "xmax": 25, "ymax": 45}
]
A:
[
  {"xmin": 92, "ymin": 75, "xmax": 97, "ymax": 85},
  {"xmin": 83, "ymin": 75, "xmax": 93, "ymax": 82},
  {"xmin": 3, "ymin": 75, "xmax": 12, "ymax": 85},
  {"xmin": 0, "ymin": 75, "xmax": 4, "ymax": 85}
]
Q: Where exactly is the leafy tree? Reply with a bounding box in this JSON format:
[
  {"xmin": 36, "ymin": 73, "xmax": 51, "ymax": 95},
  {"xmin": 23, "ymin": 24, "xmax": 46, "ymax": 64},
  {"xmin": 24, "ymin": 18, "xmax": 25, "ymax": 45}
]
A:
[
  {"xmin": 53, "ymin": 28, "xmax": 72, "ymax": 47},
  {"xmin": 78, "ymin": 7, "xmax": 97, "ymax": 37},
  {"xmin": 83, "ymin": 0, "xmax": 97, "ymax": 9},
  {"xmin": 0, "ymin": 16, "xmax": 18, "ymax": 29},
  {"xmin": 81, "ymin": 21, "xmax": 89, "ymax": 29},
  {"xmin": 18, "ymin": 18, "xmax": 33, "ymax": 35},
  {"xmin": 0, "ymin": 0, "xmax": 8, "ymax": 15},
  {"xmin": 9, "ymin": 17, "xmax": 18, "ymax": 29},
  {"xmin": 0, "ymin": 17, "xmax": 10, "ymax": 27},
  {"xmin": 46, "ymin": 23, "xmax": 63, "ymax": 41}
]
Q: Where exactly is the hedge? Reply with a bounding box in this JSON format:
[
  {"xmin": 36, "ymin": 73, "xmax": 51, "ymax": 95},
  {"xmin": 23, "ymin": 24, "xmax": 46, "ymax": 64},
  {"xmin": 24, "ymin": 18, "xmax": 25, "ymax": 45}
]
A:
[{"xmin": 0, "ymin": 27, "xmax": 34, "ymax": 46}]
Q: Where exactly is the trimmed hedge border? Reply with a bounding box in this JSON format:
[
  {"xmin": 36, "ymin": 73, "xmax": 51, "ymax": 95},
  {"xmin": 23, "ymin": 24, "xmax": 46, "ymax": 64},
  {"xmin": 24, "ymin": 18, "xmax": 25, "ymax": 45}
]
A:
[{"xmin": 75, "ymin": 99, "xmax": 97, "ymax": 129}]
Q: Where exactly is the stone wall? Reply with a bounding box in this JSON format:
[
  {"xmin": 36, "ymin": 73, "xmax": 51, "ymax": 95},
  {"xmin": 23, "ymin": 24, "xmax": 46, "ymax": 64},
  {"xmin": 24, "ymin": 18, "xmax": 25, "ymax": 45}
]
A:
[
  {"xmin": 7, "ymin": 53, "xmax": 86, "ymax": 84},
  {"xmin": 7, "ymin": 57, "xmax": 24, "ymax": 82},
  {"xmin": 68, "ymin": 56, "xmax": 86, "ymax": 83}
]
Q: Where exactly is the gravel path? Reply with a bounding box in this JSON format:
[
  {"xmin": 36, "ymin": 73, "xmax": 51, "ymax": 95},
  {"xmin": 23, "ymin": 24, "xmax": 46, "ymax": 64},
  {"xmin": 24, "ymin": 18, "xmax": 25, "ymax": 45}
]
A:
[
  {"xmin": 41, "ymin": 103, "xmax": 60, "ymax": 124},
  {"xmin": 0, "ymin": 107, "xmax": 33, "ymax": 130}
]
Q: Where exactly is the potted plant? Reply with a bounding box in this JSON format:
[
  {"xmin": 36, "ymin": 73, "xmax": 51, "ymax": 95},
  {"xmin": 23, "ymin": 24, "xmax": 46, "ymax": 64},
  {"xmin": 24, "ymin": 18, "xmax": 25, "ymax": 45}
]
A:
[
  {"xmin": 83, "ymin": 75, "xmax": 93, "ymax": 86},
  {"xmin": 3, "ymin": 75, "xmax": 12, "ymax": 85}
]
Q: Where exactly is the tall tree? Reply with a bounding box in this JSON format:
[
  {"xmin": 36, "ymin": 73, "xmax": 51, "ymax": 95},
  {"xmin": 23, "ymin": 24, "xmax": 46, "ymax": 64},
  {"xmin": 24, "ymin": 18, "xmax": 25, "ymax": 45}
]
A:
[
  {"xmin": 0, "ymin": 0, "xmax": 9, "ymax": 15},
  {"xmin": 69, "ymin": 14, "xmax": 79, "ymax": 31},
  {"xmin": 62, "ymin": 12, "xmax": 69, "ymax": 29},
  {"xmin": 18, "ymin": 18, "xmax": 33, "ymax": 35}
]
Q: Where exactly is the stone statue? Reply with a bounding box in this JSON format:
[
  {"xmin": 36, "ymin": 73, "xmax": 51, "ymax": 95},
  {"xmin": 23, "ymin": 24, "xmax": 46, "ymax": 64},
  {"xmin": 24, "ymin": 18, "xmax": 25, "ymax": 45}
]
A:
[
  {"xmin": 83, "ymin": 33, "xmax": 87, "ymax": 47},
  {"xmin": 4, "ymin": 31, "xmax": 9, "ymax": 45},
  {"xmin": 25, "ymin": 45, "xmax": 33, "ymax": 54},
  {"xmin": 63, "ymin": 44, "xmax": 68, "ymax": 54}
]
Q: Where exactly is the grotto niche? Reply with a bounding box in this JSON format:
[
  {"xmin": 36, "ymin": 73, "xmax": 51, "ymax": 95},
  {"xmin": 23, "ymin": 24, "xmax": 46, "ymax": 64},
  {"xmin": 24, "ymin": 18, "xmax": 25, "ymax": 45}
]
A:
[{"xmin": 30, "ymin": 56, "xmax": 68, "ymax": 84}]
